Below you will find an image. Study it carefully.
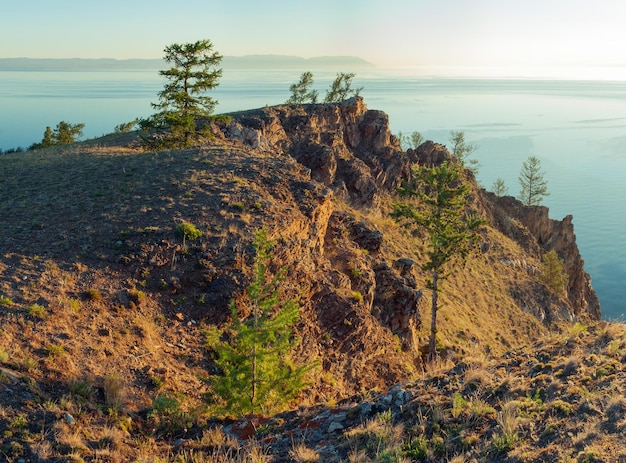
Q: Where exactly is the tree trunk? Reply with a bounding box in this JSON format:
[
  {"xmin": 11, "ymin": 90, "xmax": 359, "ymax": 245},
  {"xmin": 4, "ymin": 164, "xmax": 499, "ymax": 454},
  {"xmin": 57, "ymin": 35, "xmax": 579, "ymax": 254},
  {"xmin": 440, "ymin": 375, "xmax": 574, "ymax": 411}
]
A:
[
  {"xmin": 251, "ymin": 344, "xmax": 257, "ymax": 413},
  {"xmin": 251, "ymin": 300, "xmax": 259, "ymax": 413},
  {"xmin": 428, "ymin": 269, "xmax": 439, "ymax": 364}
]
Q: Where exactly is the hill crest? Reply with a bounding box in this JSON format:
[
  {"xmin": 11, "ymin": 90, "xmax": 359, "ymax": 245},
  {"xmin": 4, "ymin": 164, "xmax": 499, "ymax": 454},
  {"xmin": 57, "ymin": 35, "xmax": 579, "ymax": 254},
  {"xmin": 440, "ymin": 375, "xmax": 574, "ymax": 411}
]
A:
[{"xmin": 0, "ymin": 97, "xmax": 605, "ymax": 461}]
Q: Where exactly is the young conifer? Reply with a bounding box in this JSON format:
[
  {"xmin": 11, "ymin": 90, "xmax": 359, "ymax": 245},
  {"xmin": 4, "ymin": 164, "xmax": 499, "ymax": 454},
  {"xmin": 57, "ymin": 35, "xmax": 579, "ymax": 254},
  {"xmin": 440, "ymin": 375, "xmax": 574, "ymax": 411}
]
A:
[
  {"xmin": 394, "ymin": 160, "xmax": 485, "ymax": 363},
  {"xmin": 140, "ymin": 39, "xmax": 222, "ymax": 148},
  {"xmin": 204, "ymin": 229, "xmax": 312, "ymax": 416},
  {"xmin": 538, "ymin": 249, "xmax": 568, "ymax": 296},
  {"xmin": 519, "ymin": 156, "xmax": 549, "ymax": 206},
  {"xmin": 286, "ymin": 71, "xmax": 318, "ymax": 104}
]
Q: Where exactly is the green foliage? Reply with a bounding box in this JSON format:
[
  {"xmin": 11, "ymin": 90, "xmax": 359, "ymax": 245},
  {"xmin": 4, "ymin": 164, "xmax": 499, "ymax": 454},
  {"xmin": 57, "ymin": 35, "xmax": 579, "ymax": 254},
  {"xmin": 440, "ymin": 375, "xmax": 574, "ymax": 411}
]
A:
[
  {"xmin": 550, "ymin": 399, "xmax": 574, "ymax": 416},
  {"xmin": 403, "ymin": 436, "xmax": 428, "ymax": 458},
  {"xmin": 114, "ymin": 120, "xmax": 137, "ymax": 133},
  {"xmin": 204, "ymin": 229, "xmax": 313, "ymax": 416},
  {"xmin": 148, "ymin": 394, "xmax": 193, "ymax": 436},
  {"xmin": 150, "ymin": 395, "xmax": 180, "ymax": 416},
  {"xmin": 0, "ymin": 294, "xmax": 14, "ymax": 306},
  {"xmin": 140, "ymin": 39, "xmax": 223, "ymax": 149},
  {"xmin": 491, "ymin": 177, "xmax": 509, "ymax": 196},
  {"xmin": 0, "ymin": 348, "xmax": 8, "ymax": 363},
  {"xmin": 519, "ymin": 155, "xmax": 549, "ymax": 206},
  {"xmin": 175, "ymin": 222, "xmax": 203, "ymax": 241},
  {"xmin": 492, "ymin": 431, "xmax": 518, "ymax": 453},
  {"xmin": 68, "ymin": 379, "xmax": 93, "ymax": 400},
  {"xmin": 492, "ymin": 402, "xmax": 519, "ymax": 453},
  {"xmin": 25, "ymin": 303, "xmax": 47, "ymax": 319},
  {"xmin": 31, "ymin": 121, "xmax": 85, "ymax": 149},
  {"xmin": 449, "ymin": 130, "xmax": 479, "ymax": 173},
  {"xmin": 46, "ymin": 343, "xmax": 66, "ymax": 358},
  {"xmin": 286, "ymin": 71, "xmax": 318, "ymax": 104},
  {"xmin": 396, "ymin": 131, "xmax": 424, "ymax": 150},
  {"xmin": 538, "ymin": 249, "xmax": 568, "ymax": 295},
  {"xmin": 393, "ymin": 160, "xmax": 485, "ymax": 362},
  {"xmin": 324, "ymin": 72, "xmax": 363, "ymax": 103},
  {"xmin": 451, "ymin": 392, "xmax": 468, "ymax": 418}
]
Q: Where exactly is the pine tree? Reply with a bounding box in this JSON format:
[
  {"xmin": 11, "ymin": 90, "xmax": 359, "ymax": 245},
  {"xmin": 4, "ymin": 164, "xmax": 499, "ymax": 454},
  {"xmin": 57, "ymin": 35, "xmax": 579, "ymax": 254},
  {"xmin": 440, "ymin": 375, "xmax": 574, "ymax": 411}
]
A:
[
  {"xmin": 41, "ymin": 126, "xmax": 55, "ymax": 147},
  {"xmin": 492, "ymin": 178, "xmax": 509, "ymax": 196},
  {"xmin": 396, "ymin": 131, "xmax": 424, "ymax": 151},
  {"xmin": 140, "ymin": 39, "xmax": 222, "ymax": 148},
  {"xmin": 394, "ymin": 160, "xmax": 485, "ymax": 362},
  {"xmin": 30, "ymin": 121, "xmax": 84, "ymax": 149},
  {"xmin": 449, "ymin": 130, "xmax": 479, "ymax": 174},
  {"xmin": 54, "ymin": 121, "xmax": 85, "ymax": 145},
  {"xmin": 286, "ymin": 71, "xmax": 318, "ymax": 104},
  {"xmin": 324, "ymin": 72, "xmax": 363, "ymax": 103},
  {"xmin": 519, "ymin": 156, "xmax": 549, "ymax": 206},
  {"xmin": 204, "ymin": 229, "xmax": 312, "ymax": 416}
]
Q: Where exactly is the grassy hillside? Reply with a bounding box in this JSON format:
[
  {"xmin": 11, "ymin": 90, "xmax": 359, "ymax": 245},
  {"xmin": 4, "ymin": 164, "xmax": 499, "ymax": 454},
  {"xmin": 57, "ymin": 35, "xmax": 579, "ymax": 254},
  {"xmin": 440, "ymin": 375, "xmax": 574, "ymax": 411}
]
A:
[{"xmin": 0, "ymin": 121, "xmax": 611, "ymax": 461}]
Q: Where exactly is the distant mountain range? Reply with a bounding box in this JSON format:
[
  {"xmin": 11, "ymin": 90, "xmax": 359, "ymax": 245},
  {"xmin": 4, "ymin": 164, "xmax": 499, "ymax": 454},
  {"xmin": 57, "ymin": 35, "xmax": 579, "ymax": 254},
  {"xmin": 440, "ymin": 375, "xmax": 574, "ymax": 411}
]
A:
[{"xmin": 0, "ymin": 55, "xmax": 374, "ymax": 71}]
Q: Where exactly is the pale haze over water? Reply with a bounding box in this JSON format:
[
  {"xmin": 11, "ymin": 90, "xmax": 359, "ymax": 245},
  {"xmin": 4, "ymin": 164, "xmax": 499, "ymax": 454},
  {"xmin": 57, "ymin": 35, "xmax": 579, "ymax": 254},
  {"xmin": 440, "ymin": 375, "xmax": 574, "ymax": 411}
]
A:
[{"xmin": 1, "ymin": 68, "xmax": 625, "ymax": 320}]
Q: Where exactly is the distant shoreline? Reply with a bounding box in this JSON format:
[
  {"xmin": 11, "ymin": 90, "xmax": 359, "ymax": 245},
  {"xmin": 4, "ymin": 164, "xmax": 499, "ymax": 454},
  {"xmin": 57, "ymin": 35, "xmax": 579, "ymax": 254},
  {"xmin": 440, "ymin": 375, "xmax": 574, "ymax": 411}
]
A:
[{"xmin": 0, "ymin": 55, "xmax": 375, "ymax": 71}]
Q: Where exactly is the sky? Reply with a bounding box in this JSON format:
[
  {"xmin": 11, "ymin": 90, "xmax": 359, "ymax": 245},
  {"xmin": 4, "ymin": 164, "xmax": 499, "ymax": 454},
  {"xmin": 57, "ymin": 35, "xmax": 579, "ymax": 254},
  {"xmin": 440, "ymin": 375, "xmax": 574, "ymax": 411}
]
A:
[{"xmin": 3, "ymin": 0, "xmax": 626, "ymax": 75}]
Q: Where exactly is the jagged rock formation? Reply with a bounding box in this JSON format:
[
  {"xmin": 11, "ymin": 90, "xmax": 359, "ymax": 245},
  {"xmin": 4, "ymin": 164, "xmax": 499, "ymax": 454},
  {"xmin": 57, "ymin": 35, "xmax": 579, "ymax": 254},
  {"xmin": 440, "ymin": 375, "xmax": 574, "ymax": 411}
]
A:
[
  {"xmin": 221, "ymin": 97, "xmax": 417, "ymax": 209},
  {"xmin": 487, "ymin": 193, "xmax": 601, "ymax": 321},
  {"xmin": 220, "ymin": 97, "xmax": 600, "ymax": 327}
]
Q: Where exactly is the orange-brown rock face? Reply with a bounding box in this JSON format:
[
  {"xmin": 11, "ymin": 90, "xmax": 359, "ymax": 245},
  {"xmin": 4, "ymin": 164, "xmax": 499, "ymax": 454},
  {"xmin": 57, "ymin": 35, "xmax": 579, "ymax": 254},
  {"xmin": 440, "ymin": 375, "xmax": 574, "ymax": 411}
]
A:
[
  {"xmin": 486, "ymin": 194, "xmax": 600, "ymax": 321},
  {"xmin": 206, "ymin": 97, "xmax": 602, "ymax": 395},
  {"xmin": 222, "ymin": 97, "xmax": 600, "ymax": 326},
  {"xmin": 223, "ymin": 97, "xmax": 417, "ymax": 209}
]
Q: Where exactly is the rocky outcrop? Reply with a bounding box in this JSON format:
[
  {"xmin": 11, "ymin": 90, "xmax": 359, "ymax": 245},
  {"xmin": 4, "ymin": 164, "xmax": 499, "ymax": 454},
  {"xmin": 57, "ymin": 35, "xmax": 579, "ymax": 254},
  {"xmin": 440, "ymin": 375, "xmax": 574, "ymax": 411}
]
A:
[
  {"xmin": 486, "ymin": 193, "xmax": 601, "ymax": 321},
  {"xmin": 221, "ymin": 97, "xmax": 418, "ymax": 209},
  {"xmin": 211, "ymin": 96, "xmax": 600, "ymax": 370}
]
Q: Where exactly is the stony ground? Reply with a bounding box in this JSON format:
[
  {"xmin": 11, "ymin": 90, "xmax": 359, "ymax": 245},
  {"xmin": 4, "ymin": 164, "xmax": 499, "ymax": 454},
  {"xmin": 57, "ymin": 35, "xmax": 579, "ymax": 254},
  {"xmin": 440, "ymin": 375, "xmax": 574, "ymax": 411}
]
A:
[{"xmin": 1, "ymin": 320, "xmax": 625, "ymax": 462}]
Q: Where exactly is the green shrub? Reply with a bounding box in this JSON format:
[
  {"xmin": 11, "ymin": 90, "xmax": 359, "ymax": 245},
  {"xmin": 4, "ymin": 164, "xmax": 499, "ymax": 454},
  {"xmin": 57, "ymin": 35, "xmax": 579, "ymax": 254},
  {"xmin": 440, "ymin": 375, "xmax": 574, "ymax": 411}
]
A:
[
  {"xmin": 538, "ymin": 250, "xmax": 568, "ymax": 295},
  {"xmin": 26, "ymin": 303, "xmax": 47, "ymax": 319},
  {"xmin": 46, "ymin": 344, "xmax": 66, "ymax": 358},
  {"xmin": 492, "ymin": 432, "xmax": 518, "ymax": 453},
  {"xmin": 550, "ymin": 399, "xmax": 574, "ymax": 416},
  {"xmin": 404, "ymin": 436, "xmax": 428, "ymax": 458},
  {"xmin": 175, "ymin": 222, "xmax": 203, "ymax": 241},
  {"xmin": 451, "ymin": 392, "xmax": 468, "ymax": 418}
]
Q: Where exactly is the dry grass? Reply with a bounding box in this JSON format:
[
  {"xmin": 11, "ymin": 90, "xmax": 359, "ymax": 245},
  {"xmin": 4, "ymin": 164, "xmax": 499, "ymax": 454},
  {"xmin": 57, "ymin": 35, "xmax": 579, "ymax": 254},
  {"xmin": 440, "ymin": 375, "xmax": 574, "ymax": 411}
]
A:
[
  {"xmin": 103, "ymin": 372, "xmax": 126, "ymax": 410},
  {"xmin": 289, "ymin": 442, "xmax": 321, "ymax": 462}
]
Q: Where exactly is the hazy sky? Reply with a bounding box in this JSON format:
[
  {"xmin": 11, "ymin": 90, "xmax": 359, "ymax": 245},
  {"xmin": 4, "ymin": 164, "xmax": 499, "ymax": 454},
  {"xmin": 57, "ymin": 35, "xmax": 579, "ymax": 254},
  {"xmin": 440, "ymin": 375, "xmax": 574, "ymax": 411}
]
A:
[{"xmin": 3, "ymin": 0, "xmax": 626, "ymax": 71}]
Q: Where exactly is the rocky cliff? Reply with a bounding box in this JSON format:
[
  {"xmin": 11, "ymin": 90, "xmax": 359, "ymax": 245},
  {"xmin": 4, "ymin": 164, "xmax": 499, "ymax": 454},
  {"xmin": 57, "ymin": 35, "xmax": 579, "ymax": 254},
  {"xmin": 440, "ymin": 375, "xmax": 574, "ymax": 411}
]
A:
[
  {"xmin": 220, "ymin": 97, "xmax": 600, "ymax": 329},
  {"xmin": 222, "ymin": 97, "xmax": 416, "ymax": 209},
  {"xmin": 486, "ymin": 194, "xmax": 600, "ymax": 321},
  {"xmin": 0, "ymin": 97, "xmax": 600, "ymax": 411}
]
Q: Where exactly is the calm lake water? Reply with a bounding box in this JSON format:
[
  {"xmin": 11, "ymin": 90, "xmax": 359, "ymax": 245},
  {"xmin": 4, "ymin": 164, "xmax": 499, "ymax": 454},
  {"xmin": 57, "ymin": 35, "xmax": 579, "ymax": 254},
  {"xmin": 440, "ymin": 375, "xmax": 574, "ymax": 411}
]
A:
[{"xmin": 1, "ymin": 69, "xmax": 625, "ymax": 320}]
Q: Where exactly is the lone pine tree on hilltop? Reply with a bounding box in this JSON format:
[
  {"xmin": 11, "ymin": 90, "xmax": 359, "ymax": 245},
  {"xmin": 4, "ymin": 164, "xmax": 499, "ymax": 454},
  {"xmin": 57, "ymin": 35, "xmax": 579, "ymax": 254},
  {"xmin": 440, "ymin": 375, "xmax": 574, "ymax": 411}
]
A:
[{"xmin": 140, "ymin": 39, "xmax": 223, "ymax": 148}]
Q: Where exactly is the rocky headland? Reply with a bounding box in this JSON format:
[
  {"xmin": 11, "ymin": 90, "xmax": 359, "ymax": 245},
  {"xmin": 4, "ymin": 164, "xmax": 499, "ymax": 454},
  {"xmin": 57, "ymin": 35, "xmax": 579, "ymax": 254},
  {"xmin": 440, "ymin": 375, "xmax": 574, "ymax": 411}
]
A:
[{"xmin": 0, "ymin": 97, "xmax": 614, "ymax": 462}]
